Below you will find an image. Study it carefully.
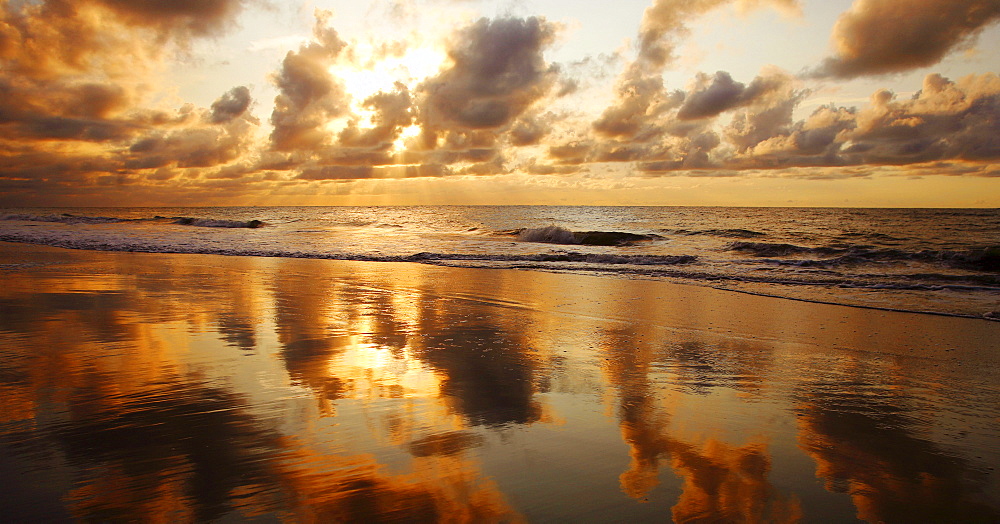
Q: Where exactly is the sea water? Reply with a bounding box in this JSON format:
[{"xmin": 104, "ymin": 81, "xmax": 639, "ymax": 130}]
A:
[{"xmin": 1, "ymin": 206, "xmax": 998, "ymax": 318}]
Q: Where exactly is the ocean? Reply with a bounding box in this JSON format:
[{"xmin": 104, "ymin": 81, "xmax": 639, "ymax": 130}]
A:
[{"xmin": 1, "ymin": 206, "xmax": 998, "ymax": 319}]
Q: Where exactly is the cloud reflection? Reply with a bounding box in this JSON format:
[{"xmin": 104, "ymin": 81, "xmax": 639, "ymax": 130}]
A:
[
  {"xmin": 1, "ymin": 245, "xmax": 997, "ymax": 521},
  {"xmin": 597, "ymin": 322, "xmax": 801, "ymax": 522},
  {"xmin": 796, "ymin": 380, "xmax": 1000, "ymax": 522}
]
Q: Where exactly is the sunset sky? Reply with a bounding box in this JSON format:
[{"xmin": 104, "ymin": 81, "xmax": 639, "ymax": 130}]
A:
[{"xmin": 1, "ymin": 0, "xmax": 998, "ymax": 207}]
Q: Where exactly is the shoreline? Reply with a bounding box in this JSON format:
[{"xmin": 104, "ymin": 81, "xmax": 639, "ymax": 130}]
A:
[
  {"xmin": 2, "ymin": 238, "xmax": 997, "ymax": 324},
  {"xmin": 3, "ymin": 240, "xmax": 997, "ymax": 357}
]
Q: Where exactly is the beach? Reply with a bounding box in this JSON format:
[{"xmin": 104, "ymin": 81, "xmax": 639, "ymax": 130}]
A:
[{"xmin": 1, "ymin": 240, "xmax": 998, "ymax": 522}]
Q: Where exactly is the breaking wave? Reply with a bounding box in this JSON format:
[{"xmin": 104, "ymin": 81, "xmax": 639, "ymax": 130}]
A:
[
  {"xmin": 510, "ymin": 226, "xmax": 661, "ymax": 246},
  {"xmin": 171, "ymin": 217, "xmax": 265, "ymax": 228}
]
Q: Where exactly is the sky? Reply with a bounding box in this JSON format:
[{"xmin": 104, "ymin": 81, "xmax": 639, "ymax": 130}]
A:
[{"xmin": 1, "ymin": 0, "xmax": 998, "ymax": 207}]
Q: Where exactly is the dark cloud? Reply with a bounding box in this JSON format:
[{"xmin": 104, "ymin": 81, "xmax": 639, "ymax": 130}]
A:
[
  {"xmin": 508, "ymin": 113, "xmax": 554, "ymax": 146},
  {"xmin": 523, "ymin": 159, "xmax": 580, "ymax": 175},
  {"xmin": 418, "ymin": 17, "xmax": 558, "ymax": 132},
  {"xmin": 814, "ymin": 0, "xmax": 1000, "ymax": 78},
  {"xmin": 210, "ymin": 86, "xmax": 252, "ymax": 124},
  {"xmin": 676, "ymin": 70, "xmax": 789, "ymax": 121},
  {"xmin": 547, "ymin": 141, "xmax": 591, "ymax": 165},
  {"xmin": 124, "ymin": 119, "xmax": 257, "ymax": 170},
  {"xmin": 91, "ymin": 0, "xmax": 247, "ymax": 38},
  {"xmin": 269, "ymin": 10, "xmax": 349, "ymax": 151},
  {"xmin": 0, "ymin": 77, "xmax": 138, "ymax": 142}
]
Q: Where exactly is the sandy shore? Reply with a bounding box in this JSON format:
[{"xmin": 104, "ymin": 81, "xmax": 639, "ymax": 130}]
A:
[{"xmin": 1, "ymin": 241, "xmax": 998, "ymax": 522}]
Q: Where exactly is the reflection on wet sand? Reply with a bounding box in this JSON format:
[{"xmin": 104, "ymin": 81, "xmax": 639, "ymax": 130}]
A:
[
  {"xmin": 796, "ymin": 379, "xmax": 1000, "ymax": 522},
  {"xmin": 1, "ymin": 243, "xmax": 998, "ymax": 521},
  {"xmin": 599, "ymin": 322, "xmax": 801, "ymax": 523},
  {"xmin": 49, "ymin": 380, "xmax": 285, "ymax": 522}
]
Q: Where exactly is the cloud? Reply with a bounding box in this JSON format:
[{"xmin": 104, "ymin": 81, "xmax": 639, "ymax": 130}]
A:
[
  {"xmin": 268, "ymin": 10, "xmax": 349, "ymax": 152},
  {"xmin": 0, "ymin": 0, "xmax": 258, "ymax": 201},
  {"xmin": 88, "ymin": 0, "xmax": 248, "ymax": 39},
  {"xmin": 418, "ymin": 17, "xmax": 559, "ymax": 132},
  {"xmin": 634, "ymin": 0, "xmax": 799, "ymax": 72},
  {"xmin": 0, "ymin": 0, "xmax": 248, "ymax": 82},
  {"xmin": 509, "ymin": 112, "xmax": 555, "ymax": 146},
  {"xmin": 723, "ymin": 94, "xmax": 802, "ymax": 153},
  {"xmin": 676, "ymin": 70, "xmax": 790, "ymax": 121},
  {"xmin": 544, "ymin": 69, "xmax": 998, "ymax": 178},
  {"xmin": 593, "ymin": 76, "xmax": 684, "ymax": 139},
  {"xmin": 298, "ymin": 165, "xmax": 375, "ymax": 180},
  {"xmin": 814, "ymin": 0, "xmax": 1000, "ymax": 78},
  {"xmin": 1, "ymin": 0, "xmax": 998, "ymax": 203},
  {"xmin": 210, "ymin": 86, "xmax": 252, "ymax": 124},
  {"xmin": 125, "ymin": 115, "xmax": 258, "ymax": 170},
  {"xmin": 539, "ymin": 66, "xmax": 798, "ymax": 175},
  {"xmin": 728, "ymin": 73, "xmax": 1000, "ymax": 168},
  {"xmin": 585, "ymin": 0, "xmax": 801, "ymax": 168},
  {"xmin": 337, "ymin": 84, "xmax": 414, "ymax": 148}
]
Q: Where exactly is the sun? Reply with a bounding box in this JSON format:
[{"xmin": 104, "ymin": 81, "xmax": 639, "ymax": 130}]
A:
[
  {"xmin": 393, "ymin": 124, "xmax": 423, "ymax": 152},
  {"xmin": 332, "ymin": 44, "xmax": 447, "ymax": 125},
  {"xmin": 326, "ymin": 43, "xmax": 447, "ymax": 152}
]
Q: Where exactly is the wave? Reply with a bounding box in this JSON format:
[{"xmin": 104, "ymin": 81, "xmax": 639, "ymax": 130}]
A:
[
  {"xmin": 171, "ymin": 217, "xmax": 265, "ymax": 228},
  {"xmin": 725, "ymin": 241, "xmax": 1000, "ymax": 271},
  {"xmin": 509, "ymin": 226, "xmax": 661, "ymax": 246},
  {"xmin": 666, "ymin": 228, "xmax": 766, "ymax": 238},
  {"xmin": 0, "ymin": 213, "xmax": 131, "ymax": 225}
]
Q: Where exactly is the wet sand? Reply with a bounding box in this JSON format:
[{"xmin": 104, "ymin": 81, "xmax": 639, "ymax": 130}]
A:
[{"xmin": 1, "ymin": 241, "xmax": 998, "ymax": 522}]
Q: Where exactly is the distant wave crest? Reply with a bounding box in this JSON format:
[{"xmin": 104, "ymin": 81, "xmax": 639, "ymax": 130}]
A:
[
  {"xmin": 0, "ymin": 213, "xmax": 130, "ymax": 224},
  {"xmin": 1, "ymin": 213, "xmax": 267, "ymax": 229}
]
